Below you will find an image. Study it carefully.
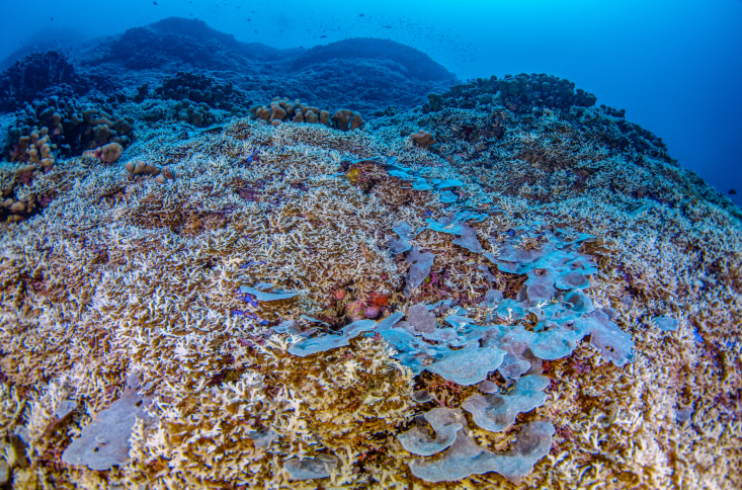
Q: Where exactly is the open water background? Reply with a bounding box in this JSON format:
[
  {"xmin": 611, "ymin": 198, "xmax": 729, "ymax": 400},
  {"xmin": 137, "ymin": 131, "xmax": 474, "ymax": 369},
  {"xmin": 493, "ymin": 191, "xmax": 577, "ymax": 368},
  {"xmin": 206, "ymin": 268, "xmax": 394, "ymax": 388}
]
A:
[{"xmin": 0, "ymin": 0, "xmax": 740, "ymax": 207}]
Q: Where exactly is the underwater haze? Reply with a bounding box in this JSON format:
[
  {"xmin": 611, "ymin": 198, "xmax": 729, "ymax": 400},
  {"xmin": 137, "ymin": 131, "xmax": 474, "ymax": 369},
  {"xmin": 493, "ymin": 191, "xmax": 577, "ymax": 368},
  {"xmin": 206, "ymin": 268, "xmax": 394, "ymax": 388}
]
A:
[{"xmin": 0, "ymin": 0, "xmax": 740, "ymax": 205}]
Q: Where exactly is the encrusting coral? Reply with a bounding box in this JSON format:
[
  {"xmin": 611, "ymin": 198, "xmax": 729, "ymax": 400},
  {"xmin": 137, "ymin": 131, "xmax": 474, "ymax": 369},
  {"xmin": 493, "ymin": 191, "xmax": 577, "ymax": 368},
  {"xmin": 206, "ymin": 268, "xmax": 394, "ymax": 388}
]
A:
[{"xmin": 0, "ymin": 74, "xmax": 741, "ymax": 490}]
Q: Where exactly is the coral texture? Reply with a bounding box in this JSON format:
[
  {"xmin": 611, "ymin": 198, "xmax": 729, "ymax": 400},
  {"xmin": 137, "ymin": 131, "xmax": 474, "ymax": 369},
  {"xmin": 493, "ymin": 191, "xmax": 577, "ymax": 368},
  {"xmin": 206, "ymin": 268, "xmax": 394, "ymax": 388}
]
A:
[
  {"xmin": 0, "ymin": 51, "xmax": 88, "ymax": 112},
  {"xmin": 0, "ymin": 68, "xmax": 740, "ymax": 490}
]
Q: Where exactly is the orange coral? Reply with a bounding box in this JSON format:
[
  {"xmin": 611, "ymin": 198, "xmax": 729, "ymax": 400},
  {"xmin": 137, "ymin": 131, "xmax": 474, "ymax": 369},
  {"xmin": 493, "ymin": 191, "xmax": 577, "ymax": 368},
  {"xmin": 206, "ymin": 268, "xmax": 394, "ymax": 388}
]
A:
[
  {"xmin": 369, "ymin": 292, "xmax": 389, "ymax": 307},
  {"xmin": 332, "ymin": 109, "xmax": 364, "ymax": 131},
  {"xmin": 83, "ymin": 142, "xmax": 124, "ymax": 163},
  {"xmin": 411, "ymin": 130, "xmax": 436, "ymax": 149}
]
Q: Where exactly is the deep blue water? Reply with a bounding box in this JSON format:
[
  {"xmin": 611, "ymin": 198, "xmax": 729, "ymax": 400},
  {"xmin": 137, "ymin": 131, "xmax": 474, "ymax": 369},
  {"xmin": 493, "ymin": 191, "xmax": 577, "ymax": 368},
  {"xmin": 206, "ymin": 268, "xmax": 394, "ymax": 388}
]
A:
[{"xmin": 1, "ymin": 0, "xmax": 740, "ymax": 207}]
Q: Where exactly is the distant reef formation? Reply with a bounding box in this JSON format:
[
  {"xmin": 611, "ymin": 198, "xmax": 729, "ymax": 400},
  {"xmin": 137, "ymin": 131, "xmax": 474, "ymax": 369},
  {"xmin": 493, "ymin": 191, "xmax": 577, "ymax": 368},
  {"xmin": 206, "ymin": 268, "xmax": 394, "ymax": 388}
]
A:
[
  {"xmin": 0, "ymin": 51, "xmax": 90, "ymax": 113},
  {"xmin": 0, "ymin": 17, "xmax": 457, "ymax": 118},
  {"xmin": 0, "ymin": 15, "xmax": 741, "ymax": 490}
]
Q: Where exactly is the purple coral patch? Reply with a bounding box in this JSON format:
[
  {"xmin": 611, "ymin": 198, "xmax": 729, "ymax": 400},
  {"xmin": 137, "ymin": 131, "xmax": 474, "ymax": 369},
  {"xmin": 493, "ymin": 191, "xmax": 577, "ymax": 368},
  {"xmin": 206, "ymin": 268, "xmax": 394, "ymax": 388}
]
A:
[
  {"xmin": 284, "ymin": 454, "xmax": 338, "ymax": 480},
  {"xmin": 409, "ymin": 421, "xmax": 555, "ymax": 483},
  {"xmin": 288, "ymin": 319, "xmax": 376, "ymax": 357},
  {"xmin": 399, "ymin": 408, "xmax": 465, "ymax": 456},
  {"xmin": 462, "ymin": 375, "xmax": 550, "ymax": 433},
  {"xmin": 426, "ymin": 344, "xmax": 506, "ymax": 386},
  {"xmin": 62, "ymin": 374, "xmax": 154, "ymax": 471},
  {"xmin": 405, "ymin": 246, "xmax": 435, "ymax": 296},
  {"xmin": 452, "ymin": 224, "xmax": 483, "ymax": 253},
  {"xmin": 239, "ymin": 285, "xmax": 299, "ymax": 301},
  {"xmin": 408, "ymin": 304, "xmax": 437, "ymax": 333}
]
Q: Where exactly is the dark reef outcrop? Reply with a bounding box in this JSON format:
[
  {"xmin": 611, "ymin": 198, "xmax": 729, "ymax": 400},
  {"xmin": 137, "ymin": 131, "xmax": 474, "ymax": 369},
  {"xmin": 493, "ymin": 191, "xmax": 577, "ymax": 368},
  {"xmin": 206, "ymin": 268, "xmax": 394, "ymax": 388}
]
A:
[
  {"xmin": 77, "ymin": 18, "xmax": 261, "ymax": 72},
  {"xmin": 46, "ymin": 17, "xmax": 457, "ymax": 116},
  {"xmin": 0, "ymin": 51, "xmax": 88, "ymax": 112},
  {"xmin": 289, "ymin": 37, "xmax": 456, "ymax": 83}
]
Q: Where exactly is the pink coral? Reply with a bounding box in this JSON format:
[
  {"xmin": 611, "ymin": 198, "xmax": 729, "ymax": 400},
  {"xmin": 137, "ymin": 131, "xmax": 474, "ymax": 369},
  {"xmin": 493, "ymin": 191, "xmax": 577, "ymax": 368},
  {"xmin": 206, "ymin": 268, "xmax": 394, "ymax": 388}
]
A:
[{"xmin": 363, "ymin": 305, "xmax": 380, "ymax": 319}]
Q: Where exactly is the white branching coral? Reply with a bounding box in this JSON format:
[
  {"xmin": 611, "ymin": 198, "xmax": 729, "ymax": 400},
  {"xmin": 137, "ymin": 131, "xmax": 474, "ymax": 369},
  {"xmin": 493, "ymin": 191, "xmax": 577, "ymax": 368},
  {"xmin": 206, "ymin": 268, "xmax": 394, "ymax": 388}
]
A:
[{"xmin": 0, "ymin": 101, "xmax": 739, "ymax": 490}]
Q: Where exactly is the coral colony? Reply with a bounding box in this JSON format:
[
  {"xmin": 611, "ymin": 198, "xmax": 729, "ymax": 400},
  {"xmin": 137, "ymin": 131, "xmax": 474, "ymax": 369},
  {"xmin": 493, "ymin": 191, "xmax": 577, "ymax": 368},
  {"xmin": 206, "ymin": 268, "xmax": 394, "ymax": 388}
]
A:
[{"xmin": 1, "ymin": 18, "xmax": 741, "ymax": 490}]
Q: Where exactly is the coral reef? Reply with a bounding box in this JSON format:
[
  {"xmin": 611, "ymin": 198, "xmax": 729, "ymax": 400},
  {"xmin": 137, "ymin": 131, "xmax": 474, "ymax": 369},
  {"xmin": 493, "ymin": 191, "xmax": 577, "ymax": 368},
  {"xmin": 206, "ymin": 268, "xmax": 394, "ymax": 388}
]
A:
[
  {"xmin": 52, "ymin": 18, "xmax": 457, "ymax": 118},
  {"xmin": 332, "ymin": 109, "xmax": 365, "ymax": 131},
  {"xmin": 155, "ymin": 72, "xmax": 250, "ymax": 113},
  {"xmin": 249, "ymin": 97, "xmax": 363, "ymax": 131},
  {"xmin": 173, "ymin": 99, "xmax": 218, "ymax": 127},
  {"xmin": 124, "ymin": 160, "xmax": 160, "ymax": 179},
  {"xmin": 1, "ymin": 97, "xmax": 135, "ymax": 223},
  {"xmin": 0, "ymin": 59, "xmax": 741, "ymax": 490},
  {"xmin": 143, "ymin": 71, "xmax": 252, "ymax": 125},
  {"xmin": 4, "ymin": 96, "xmax": 134, "ymax": 161},
  {"xmin": 0, "ymin": 52, "xmax": 88, "ymax": 112},
  {"xmin": 290, "ymin": 38, "xmax": 456, "ymax": 84},
  {"xmin": 411, "ymin": 130, "xmax": 436, "ymax": 149},
  {"xmin": 0, "ymin": 159, "xmax": 62, "ymax": 223},
  {"xmin": 425, "ymin": 73, "xmax": 598, "ymax": 115},
  {"xmin": 83, "ymin": 142, "xmax": 124, "ymax": 164},
  {"xmin": 77, "ymin": 18, "xmax": 256, "ymax": 72}
]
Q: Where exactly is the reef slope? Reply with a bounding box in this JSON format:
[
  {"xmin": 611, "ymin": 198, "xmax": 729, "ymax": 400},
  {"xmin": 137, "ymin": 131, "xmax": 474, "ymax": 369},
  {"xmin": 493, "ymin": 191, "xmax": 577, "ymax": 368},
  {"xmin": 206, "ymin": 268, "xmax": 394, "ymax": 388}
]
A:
[{"xmin": 0, "ymin": 35, "xmax": 740, "ymax": 490}]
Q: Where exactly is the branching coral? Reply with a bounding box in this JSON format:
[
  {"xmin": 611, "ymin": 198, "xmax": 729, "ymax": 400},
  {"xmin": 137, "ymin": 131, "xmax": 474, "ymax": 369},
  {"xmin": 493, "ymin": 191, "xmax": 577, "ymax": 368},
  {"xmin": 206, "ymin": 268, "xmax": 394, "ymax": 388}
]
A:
[{"xmin": 0, "ymin": 83, "xmax": 740, "ymax": 490}]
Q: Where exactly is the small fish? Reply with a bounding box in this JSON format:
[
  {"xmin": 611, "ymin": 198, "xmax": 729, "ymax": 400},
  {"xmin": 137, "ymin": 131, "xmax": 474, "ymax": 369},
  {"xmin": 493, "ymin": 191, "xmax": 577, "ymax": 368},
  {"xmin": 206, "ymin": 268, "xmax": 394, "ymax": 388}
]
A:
[
  {"xmin": 153, "ymin": 1, "xmax": 157, "ymax": 4},
  {"xmin": 730, "ymin": 189, "xmax": 738, "ymax": 195},
  {"xmin": 246, "ymin": 149, "xmax": 259, "ymax": 164},
  {"xmin": 359, "ymin": 13, "xmax": 364, "ymax": 17},
  {"xmin": 320, "ymin": 35, "xmax": 327, "ymax": 39}
]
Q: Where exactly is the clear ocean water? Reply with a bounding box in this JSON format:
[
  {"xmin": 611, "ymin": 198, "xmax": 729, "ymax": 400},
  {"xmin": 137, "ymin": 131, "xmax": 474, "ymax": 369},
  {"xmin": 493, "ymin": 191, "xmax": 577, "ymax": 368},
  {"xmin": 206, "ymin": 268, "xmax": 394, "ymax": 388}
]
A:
[{"xmin": 1, "ymin": 0, "xmax": 740, "ymax": 206}]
